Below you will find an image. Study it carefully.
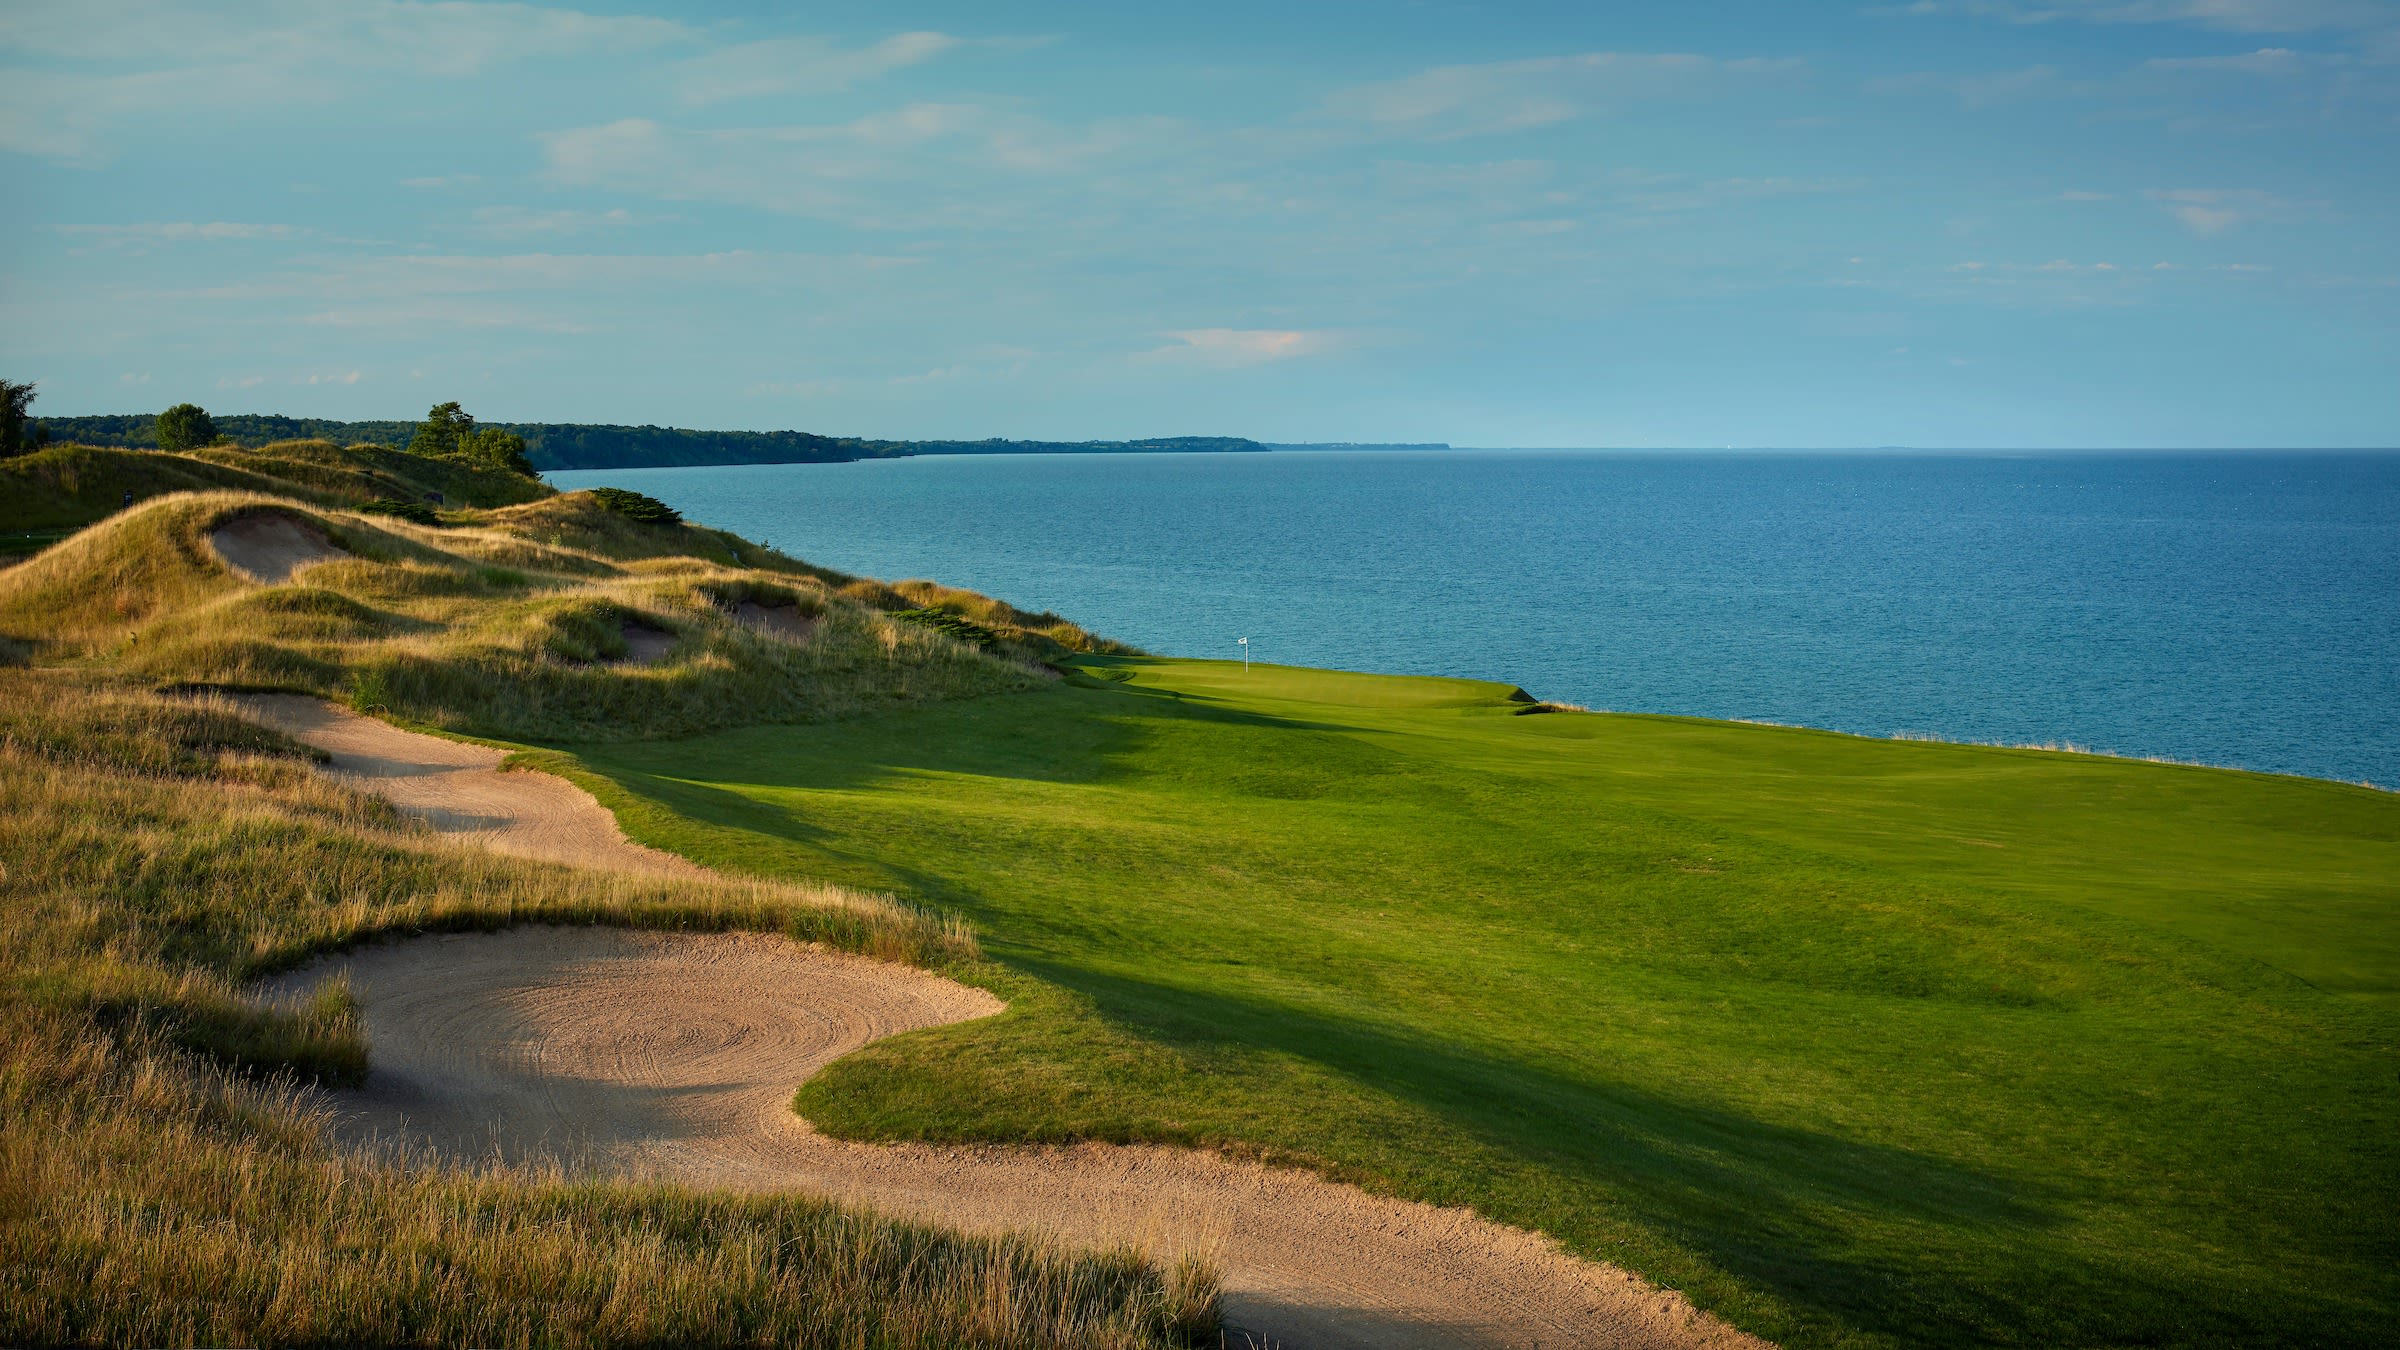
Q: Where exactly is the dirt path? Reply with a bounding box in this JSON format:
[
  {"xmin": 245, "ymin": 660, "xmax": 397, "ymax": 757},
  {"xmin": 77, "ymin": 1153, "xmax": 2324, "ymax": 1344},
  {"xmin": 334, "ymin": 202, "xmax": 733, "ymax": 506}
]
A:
[{"xmin": 249, "ymin": 699, "xmax": 1767, "ymax": 1350}]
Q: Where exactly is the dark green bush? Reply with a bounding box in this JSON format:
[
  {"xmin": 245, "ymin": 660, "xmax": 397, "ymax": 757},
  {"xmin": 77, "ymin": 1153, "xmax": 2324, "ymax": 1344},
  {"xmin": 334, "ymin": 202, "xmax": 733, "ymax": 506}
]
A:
[
  {"xmin": 357, "ymin": 497, "xmax": 440, "ymax": 525},
  {"xmin": 587, "ymin": 487, "xmax": 682, "ymax": 525},
  {"xmin": 892, "ymin": 607, "xmax": 999, "ymax": 649}
]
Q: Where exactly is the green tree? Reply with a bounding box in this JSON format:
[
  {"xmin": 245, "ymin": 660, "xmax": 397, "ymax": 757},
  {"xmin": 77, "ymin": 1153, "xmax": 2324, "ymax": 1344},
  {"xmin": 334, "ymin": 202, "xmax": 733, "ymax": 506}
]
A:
[
  {"xmin": 407, "ymin": 401, "xmax": 475, "ymax": 458},
  {"xmin": 154, "ymin": 403, "xmax": 217, "ymax": 452},
  {"xmin": 0, "ymin": 379, "xmax": 37, "ymax": 459},
  {"xmin": 460, "ymin": 426, "xmax": 536, "ymax": 478}
]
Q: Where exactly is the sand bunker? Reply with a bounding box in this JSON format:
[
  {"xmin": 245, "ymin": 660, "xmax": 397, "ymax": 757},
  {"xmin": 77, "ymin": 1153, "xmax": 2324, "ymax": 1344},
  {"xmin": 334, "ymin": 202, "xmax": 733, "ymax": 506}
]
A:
[
  {"xmin": 617, "ymin": 621, "xmax": 677, "ymax": 665},
  {"xmin": 245, "ymin": 698, "xmax": 1765, "ymax": 1350},
  {"xmin": 210, "ymin": 513, "xmax": 347, "ymax": 584},
  {"xmin": 231, "ymin": 694, "xmax": 701, "ymax": 879},
  {"xmin": 734, "ymin": 599, "xmax": 818, "ymax": 642}
]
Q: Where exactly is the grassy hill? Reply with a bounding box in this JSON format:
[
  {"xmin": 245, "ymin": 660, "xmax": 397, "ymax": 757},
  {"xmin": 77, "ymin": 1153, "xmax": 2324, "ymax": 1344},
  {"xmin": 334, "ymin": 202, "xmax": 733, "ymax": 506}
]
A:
[
  {"xmin": 0, "ymin": 439, "xmax": 546, "ymax": 558},
  {"xmin": 557, "ymin": 656, "xmax": 2400, "ymax": 1349},
  {"xmin": 1, "ymin": 446, "xmax": 1125, "ymax": 739}
]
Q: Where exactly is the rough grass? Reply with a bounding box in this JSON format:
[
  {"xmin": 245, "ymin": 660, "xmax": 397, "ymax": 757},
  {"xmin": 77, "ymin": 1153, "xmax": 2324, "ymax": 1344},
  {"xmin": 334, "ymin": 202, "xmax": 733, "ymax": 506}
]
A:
[
  {"xmin": 1, "ymin": 1007, "xmax": 1219, "ymax": 1350},
  {"xmin": 0, "ymin": 667, "xmax": 1216, "ymax": 1348},
  {"xmin": 567, "ymin": 655, "xmax": 2400, "ymax": 1350},
  {"xmin": 0, "ymin": 490, "xmax": 1083, "ymax": 741},
  {"xmin": 0, "ymin": 439, "xmax": 546, "ymax": 534}
]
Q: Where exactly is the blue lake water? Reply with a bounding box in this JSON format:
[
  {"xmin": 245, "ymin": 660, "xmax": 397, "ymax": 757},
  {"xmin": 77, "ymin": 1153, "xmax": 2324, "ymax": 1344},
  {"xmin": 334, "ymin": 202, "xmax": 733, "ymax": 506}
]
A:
[{"xmin": 552, "ymin": 450, "xmax": 2400, "ymax": 787}]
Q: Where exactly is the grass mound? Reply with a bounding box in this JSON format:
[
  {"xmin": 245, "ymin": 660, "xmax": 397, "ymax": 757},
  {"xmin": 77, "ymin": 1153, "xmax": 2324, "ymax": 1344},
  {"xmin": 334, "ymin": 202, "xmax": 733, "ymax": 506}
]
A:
[
  {"xmin": 0, "ymin": 491, "xmax": 1073, "ymax": 741},
  {"xmin": 0, "ymin": 669, "xmax": 1215, "ymax": 1349},
  {"xmin": 0, "ymin": 439, "xmax": 545, "ymax": 544}
]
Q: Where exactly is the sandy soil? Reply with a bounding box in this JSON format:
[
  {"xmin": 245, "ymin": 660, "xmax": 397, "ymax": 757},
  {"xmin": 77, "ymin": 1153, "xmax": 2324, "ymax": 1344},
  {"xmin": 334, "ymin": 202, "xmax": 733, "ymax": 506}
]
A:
[
  {"xmin": 617, "ymin": 620, "xmax": 678, "ymax": 665},
  {"xmin": 246, "ymin": 698, "xmax": 1768, "ymax": 1350},
  {"xmin": 734, "ymin": 599, "xmax": 818, "ymax": 642},
  {"xmin": 230, "ymin": 694, "xmax": 701, "ymax": 879},
  {"xmin": 210, "ymin": 513, "xmax": 348, "ymax": 583}
]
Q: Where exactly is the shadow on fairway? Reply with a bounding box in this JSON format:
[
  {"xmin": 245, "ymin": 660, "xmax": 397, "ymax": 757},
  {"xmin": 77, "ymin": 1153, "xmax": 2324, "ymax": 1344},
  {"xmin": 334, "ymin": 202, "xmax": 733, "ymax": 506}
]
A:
[
  {"xmin": 1003, "ymin": 956, "xmax": 2239, "ymax": 1349},
  {"xmin": 586, "ymin": 679, "xmax": 1368, "ymax": 801}
]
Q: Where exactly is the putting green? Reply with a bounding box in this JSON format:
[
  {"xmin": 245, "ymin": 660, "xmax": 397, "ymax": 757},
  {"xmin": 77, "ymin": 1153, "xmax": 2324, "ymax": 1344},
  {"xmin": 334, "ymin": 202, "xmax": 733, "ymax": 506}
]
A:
[{"xmin": 565, "ymin": 656, "xmax": 2400, "ymax": 1349}]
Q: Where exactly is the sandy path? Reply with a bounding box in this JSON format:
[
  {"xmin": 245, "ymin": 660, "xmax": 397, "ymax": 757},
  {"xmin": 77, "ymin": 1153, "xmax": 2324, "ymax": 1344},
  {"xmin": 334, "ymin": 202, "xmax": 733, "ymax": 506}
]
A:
[
  {"xmin": 232, "ymin": 694, "xmax": 702, "ymax": 879},
  {"xmin": 248, "ymin": 699, "xmax": 1766, "ymax": 1350},
  {"xmin": 211, "ymin": 513, "xmax": 348, "ymax": 583}
]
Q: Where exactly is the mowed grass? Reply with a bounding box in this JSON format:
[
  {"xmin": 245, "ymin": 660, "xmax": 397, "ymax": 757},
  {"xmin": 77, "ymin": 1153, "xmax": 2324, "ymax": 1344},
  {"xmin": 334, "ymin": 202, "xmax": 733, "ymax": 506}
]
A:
[{"xmin": 568, "ymin": 655, "xmax": 2400, "ymax": 1350}]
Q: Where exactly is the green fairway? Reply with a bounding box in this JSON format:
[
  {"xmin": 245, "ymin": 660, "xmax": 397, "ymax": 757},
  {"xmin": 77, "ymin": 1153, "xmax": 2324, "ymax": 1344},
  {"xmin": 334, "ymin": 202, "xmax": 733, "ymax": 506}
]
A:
[{"xmin": 567, "ymin": 656, "xmax": 2400, "ymax": 1349}]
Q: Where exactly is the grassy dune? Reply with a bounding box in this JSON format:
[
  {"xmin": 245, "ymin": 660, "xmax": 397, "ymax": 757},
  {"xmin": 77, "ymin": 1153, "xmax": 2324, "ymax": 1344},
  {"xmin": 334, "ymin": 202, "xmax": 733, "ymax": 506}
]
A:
[
  {"xmin": 1, "ymin": 482, "xmax": 1116, "ymax": 740},
  {"xmin": 0, "ymin": 441, "xmax": 1218, "ymax": 1348},
  {"xmin": 0, "ymin": 438, "xmax": 546, "ymax": 538},
  {"xmin": 567, "ymin": 656, "xmax": 2400, "ymax": 1349}
]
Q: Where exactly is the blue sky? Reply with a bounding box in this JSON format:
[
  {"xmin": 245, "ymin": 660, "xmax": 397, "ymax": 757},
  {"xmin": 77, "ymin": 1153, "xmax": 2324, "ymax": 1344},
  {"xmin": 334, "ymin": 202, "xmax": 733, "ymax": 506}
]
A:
[{"xmin": 3, "ymin": 0, "xmax": 2395, "ymax": 447}]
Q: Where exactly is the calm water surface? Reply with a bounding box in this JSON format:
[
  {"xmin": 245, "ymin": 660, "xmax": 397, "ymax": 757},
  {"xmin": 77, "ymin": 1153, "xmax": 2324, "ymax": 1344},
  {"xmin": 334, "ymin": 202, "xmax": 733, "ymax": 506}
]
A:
[{"xmin": 552, "ymin": 450, "xmax": 2400, "ymax": 786}]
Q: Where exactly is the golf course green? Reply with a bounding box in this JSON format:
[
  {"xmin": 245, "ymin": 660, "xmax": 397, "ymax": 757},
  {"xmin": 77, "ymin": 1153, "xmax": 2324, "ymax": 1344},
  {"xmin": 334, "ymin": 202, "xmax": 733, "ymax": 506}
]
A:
[{"xmin": 562, "ymin": 655, "xmax": 2399, "ymax": 1349}]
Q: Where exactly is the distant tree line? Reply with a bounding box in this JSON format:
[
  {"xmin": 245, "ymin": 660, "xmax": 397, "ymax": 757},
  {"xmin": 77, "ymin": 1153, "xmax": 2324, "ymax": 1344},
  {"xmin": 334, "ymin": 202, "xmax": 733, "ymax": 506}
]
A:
[{"xmin": 29, "ymin": 409, "xmax": 1294, "ymax": 471}]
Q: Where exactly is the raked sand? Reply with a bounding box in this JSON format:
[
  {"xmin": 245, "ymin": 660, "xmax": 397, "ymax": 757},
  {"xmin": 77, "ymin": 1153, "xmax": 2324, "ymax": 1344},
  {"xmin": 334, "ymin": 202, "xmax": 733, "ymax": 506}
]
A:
[{"xmin": 247, "ymin": 696, "xmax": 1768, "ymax": 1350}]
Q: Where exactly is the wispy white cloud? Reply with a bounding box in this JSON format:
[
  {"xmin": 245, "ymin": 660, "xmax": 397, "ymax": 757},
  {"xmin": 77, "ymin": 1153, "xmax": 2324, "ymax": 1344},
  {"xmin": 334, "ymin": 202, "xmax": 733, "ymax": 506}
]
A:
[
  {"xmin": 0, "ymin": 0, "xmax": 685, "ymax": 71},
  {"xmin": 672, "ymin": 31, "xmax": 977, "ymax": 104},
  {"xmin": 2145, "ymin": 44, "xmax": 2317, "ymax": 70},
  {"xmin": 747, "ymin": 345, "xmax": 1039, "ymax": 399},
  {"xmin": 56, "ymin": 221, "xmax": 304, "ymax": 246},
  {"xmin": 1868, "ymin": 63, "xmax": 2093, "ymax": 104},
  {"xmin": 1620, "ymin": 175, "xmax": 1860, "ymax": 214},
  {"xmin": 1950, "ymin": 257, "xmax": 2127, "ymax": 270},
  {"xmin": 1883, "ymin": 0, "xmax": 2394, "ymax": 33},
  {"xmin": 466, "ymin": 205, "xmax": 642, "ymax": 237},
  {"xmin": 539, "ymin": 107, "xmax": 1180, "ymax": 223},
  {"xmin": 1142, "ymin": 329, "xmax": 1345, "ymax": 367},
  {"xmin": 0, "ymin": 0, "xmax": 690, "ymax": 160},
  {"xmin": 2146, "ymin": 185, "xmax": 2310, "ymax": 231},
  {"xmin": 1321, "ymin": 52, "xmax": 1802, "ymax": 140},
  {"xmin": 121, "ymin": 248, "xmax": 926, "ymax": 339}
]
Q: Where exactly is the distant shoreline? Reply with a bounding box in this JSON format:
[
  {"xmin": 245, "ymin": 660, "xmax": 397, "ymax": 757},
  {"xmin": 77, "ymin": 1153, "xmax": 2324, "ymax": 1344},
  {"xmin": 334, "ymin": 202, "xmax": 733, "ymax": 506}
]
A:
[{"xmin": 32, "ymin": 412, "xmax": 1451, "ymax": 474}]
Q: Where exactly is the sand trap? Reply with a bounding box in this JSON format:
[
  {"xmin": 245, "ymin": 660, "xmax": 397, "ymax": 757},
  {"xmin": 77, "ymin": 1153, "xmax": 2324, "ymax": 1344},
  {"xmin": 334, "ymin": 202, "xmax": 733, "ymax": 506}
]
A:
[
  {"xmin": 231, "ymin": 694, "xmax": 701, "ymax": 879},
  {"xmin": 617, "ymin": 621, "xmax": 677, "ymax": 665},
  {"xmin": 734, "ymin": 599, "xmax": 818, "ymax": 642},
  {"xmin": 211, "ymin": 513, "xmax": 347, "ymax": 584},
  {"xmin": 245, "ymin": 697, "xmax": 1766, "ymax": 1350}
]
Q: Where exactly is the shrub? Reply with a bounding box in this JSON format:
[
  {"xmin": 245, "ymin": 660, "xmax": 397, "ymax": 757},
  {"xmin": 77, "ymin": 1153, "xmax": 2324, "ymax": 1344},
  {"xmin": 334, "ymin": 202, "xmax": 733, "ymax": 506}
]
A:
[
  {"xmin": 154, "ymin": 403, "xmax": 218, "ymax": 452},
  {"xmin": 587, "ymin": 487, "xmax": 683, "ymax": 525},
  {"xmin": 356, "ymin": 497, "xmax": 440, "ymax": 526},
  {"xmin": 893, "ymin": 607, "xmax": 1000, "ymax": 649}
]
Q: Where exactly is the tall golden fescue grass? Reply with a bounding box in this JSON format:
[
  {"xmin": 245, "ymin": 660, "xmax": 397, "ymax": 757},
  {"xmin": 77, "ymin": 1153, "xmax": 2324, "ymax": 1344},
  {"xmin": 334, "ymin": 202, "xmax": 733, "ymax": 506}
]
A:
[
  {"xmin": 0, "ymin": 438, "xmax": 549, "ymax": 535},
  {"xmin": 0, "ymin": 666, "xmax": 1219, "ymax": 1348},
  {"xmin": 0, "ymin": 489, "xmax": 1119, "ymax": 741},
  {"xmin": 0, "ymin": 1004, "xmax": 1218, "ymax": 1349}
]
